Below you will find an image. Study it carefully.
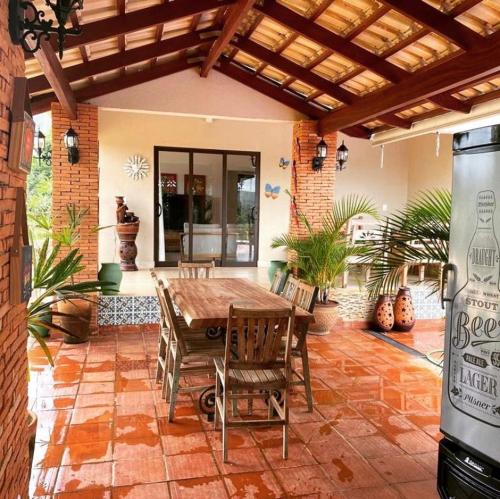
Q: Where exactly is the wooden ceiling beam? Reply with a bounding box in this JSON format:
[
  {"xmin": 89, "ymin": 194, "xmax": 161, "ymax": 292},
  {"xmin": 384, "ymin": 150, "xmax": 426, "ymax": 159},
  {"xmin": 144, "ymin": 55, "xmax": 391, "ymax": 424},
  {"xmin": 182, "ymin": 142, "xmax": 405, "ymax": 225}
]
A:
[
  {"xmin": 26, "ymin": 0, "xmax": 235, "ymax": 58},
  {"xmin": 431, "ymin": 94, "xmax": 473, "ymax": 113},
  {"xmin": 319, "ymin": 32, "xmax": 500, "ymax": 133},
  {"xmin": 231, "ymin": 37, "xmax": 356, "ymax": 104},
  {"xmin": 255, "ymin": 1, "xmax": 408, "ymax": 83},
  {"xmin": 215, "ymin": 59, "xmax": 326, "ymax": 119},
  {"xmin": 29, "ymin": 30, "xmax": 218, "ymax": 93},
  {"xmin": 200, "ymin": 0, "xmax": 257, "ymax": 77},
  {"xmin": 29, "ymin": 38, "xmax": 77, "ymax": 119},
  {"xmin": 380, "ymin": 0, "xmax": 483, "ymax": 50},
  {"xmin": 378, "ymin": 113, "xmax": 412, "ymax": 129},
  {"xmin": 31, "ymin": 58, "xmax": 198, "ymax": 115},
  {"xmin": 341, "ymin": 125, "xmax": 373, "ymax": 139}
]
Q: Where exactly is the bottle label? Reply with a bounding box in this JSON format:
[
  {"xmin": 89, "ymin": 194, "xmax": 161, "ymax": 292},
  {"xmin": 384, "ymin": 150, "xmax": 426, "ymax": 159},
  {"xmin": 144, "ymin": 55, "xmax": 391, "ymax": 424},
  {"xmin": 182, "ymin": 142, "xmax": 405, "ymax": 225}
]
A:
[{"xmin": 448, "ymin": 190, "xmax": 500, "ymax": 426}]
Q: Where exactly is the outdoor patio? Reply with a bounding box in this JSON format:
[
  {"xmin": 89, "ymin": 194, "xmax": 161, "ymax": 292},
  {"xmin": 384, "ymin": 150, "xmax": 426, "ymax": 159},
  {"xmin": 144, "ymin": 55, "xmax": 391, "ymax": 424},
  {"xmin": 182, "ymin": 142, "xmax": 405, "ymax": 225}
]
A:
[{"xmin": 29, "ymin": 321, "xmax": 441, "ymax": 498}]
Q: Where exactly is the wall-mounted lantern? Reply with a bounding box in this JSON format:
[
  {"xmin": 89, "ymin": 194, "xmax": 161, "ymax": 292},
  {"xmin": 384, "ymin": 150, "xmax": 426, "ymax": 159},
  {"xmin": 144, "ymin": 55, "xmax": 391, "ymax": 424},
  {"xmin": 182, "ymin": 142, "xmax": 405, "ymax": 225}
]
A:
[
  {"xmin": 9, "ymin": 0, "xmax": 84, "ymax": 59},
  {"xmin": 336, "ymin": 140, "xmax": 349, "ymax": 171},
  {"xmin": 64, "ymin": 127, "xmax": 79, "ymax": 164},
  {"xmin": 312, "ymin": 138, "xmax": 328, "ymax": 171},
  {"xmin": 34, "ymin": 128, "xmax": 52, "ymax": 166}
]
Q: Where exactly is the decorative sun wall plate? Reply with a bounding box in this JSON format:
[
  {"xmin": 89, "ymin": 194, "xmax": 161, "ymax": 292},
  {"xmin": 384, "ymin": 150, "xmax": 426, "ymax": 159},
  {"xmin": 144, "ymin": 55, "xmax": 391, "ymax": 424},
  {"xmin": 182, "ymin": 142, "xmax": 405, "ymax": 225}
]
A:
[{"xmin": 124, "ymin": 155, "xmax": 149, "ymax": 181}]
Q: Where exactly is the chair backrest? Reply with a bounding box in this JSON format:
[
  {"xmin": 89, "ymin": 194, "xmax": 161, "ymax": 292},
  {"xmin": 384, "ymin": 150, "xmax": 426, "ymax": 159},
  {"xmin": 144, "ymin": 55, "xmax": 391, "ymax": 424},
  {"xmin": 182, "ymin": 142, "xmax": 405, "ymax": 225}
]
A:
[
  {"xmin": 151, "ymin": 270, "xmax": 168, "ymax": 331},
  {"xmin": 269, "ymin": 269, "xmax": 284, "ymax": 294},
  {"xmin": 281, "ymin": 275, "xmax": 299, "ymax": 302},
  {"xmin": 293, "ymin": 280, "xmax": 318, "ymax": 314},
  {"xmin": 178, "ymin": 260, "xmax": 215, "ymax": 279},
  {"xmin": 157, "ymin": 279, "xmax": 189, "ymax": 356},
  {"xmin": 224, "ymin": 304, "xmax": 295, "ymax": 374}
]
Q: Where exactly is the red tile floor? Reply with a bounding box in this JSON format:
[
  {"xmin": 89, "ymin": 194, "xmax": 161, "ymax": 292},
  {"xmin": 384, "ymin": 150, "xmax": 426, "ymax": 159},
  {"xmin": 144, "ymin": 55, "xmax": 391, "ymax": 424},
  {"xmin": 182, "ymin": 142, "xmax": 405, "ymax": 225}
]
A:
[{"xmin": 29, "ymin": 324, "xmax": 442, "ymax": 498}]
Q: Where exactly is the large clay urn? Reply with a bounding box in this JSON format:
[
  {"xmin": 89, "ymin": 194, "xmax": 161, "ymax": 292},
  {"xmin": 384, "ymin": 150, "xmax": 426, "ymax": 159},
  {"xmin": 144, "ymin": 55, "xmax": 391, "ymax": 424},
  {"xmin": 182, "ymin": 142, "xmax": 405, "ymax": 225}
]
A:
[
  {"xmin": 373, "ymin": 294, "xmax": 394, "ymax": 332},
  {"xmin": 393, "ymin": 287, "xmax": 416, "ymax": 331},
  {"xmin": 116, "ymin": 221, "xmax": 140, "ymax": 271}
]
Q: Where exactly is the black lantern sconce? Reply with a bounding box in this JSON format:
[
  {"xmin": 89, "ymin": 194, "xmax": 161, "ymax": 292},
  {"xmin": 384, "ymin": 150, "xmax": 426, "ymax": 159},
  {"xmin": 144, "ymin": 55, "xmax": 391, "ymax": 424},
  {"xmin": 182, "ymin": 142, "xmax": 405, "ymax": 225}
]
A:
[
  {"xmin": 9, "ymin": 0, "xmax": 84, "ymax": 59},
  {"xmin": 336, "ymin": 140, "xmax": 349, "ymax": 171},
  {"xmin": 311, "ymin": 138, "xmax": 328, "ymax": 172},
  {"xmin": 64, "ymin": 127, "xmax": 79, "ymax": 164},
  {"xmin": 34, "ymin": 128, "xmax": 52, "ymax": 166}
]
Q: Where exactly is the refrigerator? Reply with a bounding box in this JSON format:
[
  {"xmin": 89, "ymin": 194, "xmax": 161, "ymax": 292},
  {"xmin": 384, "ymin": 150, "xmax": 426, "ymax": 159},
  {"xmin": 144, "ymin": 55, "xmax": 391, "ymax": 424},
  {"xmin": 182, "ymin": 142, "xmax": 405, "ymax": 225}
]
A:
[{"xmin": 439, "ymin": 125, "xmax": 500, "ymax": 498}]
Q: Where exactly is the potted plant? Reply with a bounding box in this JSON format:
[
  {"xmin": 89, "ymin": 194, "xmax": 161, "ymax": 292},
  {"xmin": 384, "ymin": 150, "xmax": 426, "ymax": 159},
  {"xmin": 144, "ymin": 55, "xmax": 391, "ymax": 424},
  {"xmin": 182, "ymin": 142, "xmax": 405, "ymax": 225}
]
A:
[{"xmin": 272, "ymin": 194, "xmax": 378, "ymax": 334}]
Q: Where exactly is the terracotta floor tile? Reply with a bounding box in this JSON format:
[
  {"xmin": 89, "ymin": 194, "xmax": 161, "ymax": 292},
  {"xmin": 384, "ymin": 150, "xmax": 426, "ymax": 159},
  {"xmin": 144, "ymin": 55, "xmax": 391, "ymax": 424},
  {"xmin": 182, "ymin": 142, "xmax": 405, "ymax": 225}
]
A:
[
  {"xmin": 224, "ymin": 471, "xmax": 284, "ymax": 498},
  {"xmin": 162, "ymin": 432, "xmax": 210, "ymax": 455},
  {"xmin": 331, "ymin": 417, "xmax": 379, "ymax": 438},
  {"xmin": 274, "ymin": 465, "xmax": 338, "ymax": 496},
  {"xmin": 412, "ymin": 452, "xmax": 439, "ymax": 477},
  {"xmin": 214, "ymin": 446, "xmax": 269, "ymax": 475},
  {"xmin": 116, "ymin": 390, "xmax": 155, "ymax": 406},
  {"xmin": 291, "ymin": 421, "xmax": 336, "ymax": 443},
  {"xmin": 115, "ymin": 403, "xmax": 156, "ymax": 418},
  {"xmin": 394, "ymin": 479, "xmax": 440, "ymax": 499},
  {"xmin": 36, "ymin": 396, "xmax": 75, "ymax": 411},
  {"xmin": 35, "ymin": 424, "xmax": 68, "ymax": 445},
  {"xmin": 341, "ymin": 485, "xmax": 401, "ymax": 499},
  {"xmin": 166, "ymin": 452, "xmax": 219, "ymax": 481},
  {"xmin": 306, "ymin": 434, "xmax": 356, "ymax": 464},
  {"xmin": 32, "ymin": 443, "xmax": 65, "ymax": 468},
  {"xmin": 262, "ymin": 442, "xmax": 316, "ymax": 469},
  {"xmin": 114, "ymin": 415, "xmax": 158, "ymax": 439},
  {"xmin": 66, "ymin": 422, "xmax": 113, "ymax": 444},
  {"xmin": 322, "ymin": 455, "xmax": 385, "ymax": 490},
  {"xmin": 158, "ymin": 416, "xmax": 203, "ymax": 436},
  {"xmin": 61, "ymin": 440, "xmax": 112, "ymax": 465},
  {"xmin": 111, "ymin": 482, "xmax": 170, "ymax": 498},
  {"xmin": 368, "ymin": 455, "xmax": 433, "ymax": 484},
  {"xmin": 30, "ymin": 466, "xmax": 58, "ymax": 496},
  {"xmin": 115, "ymin": 378, "xmax": 152, "ymax": 392},
  {"xmin": 390, "ymin": 429, "xmax": 439, "ymax": 455},
  {"xmin": 75, "ymin": 393, "xmax": 115, "ymax": 408},
  {"xmin": 82, "ymin": 371, "xmax": 115, "ymax": 382},
  {"xmin": 71, "ymin": 406, "xmax": 114, "ymax": 425},
  {"xmin": 112, "ymin": 456, "xmax": 167, "ymax": 487},
  {"xmin": 206, "ymin": 428, "xmax": 255, "ymax": 451},
  {"xmin": 79, "ymin": 382, "xmax": 115, "ymax": 394},
  {"xmin": 83, "ymin": 361, "xmax": 116, "ymax": 373},
  {"xmin": 113, "ymin": 435, "xmax": 162, "ymax": 460},
  {"xmin": 54, "ymin": 489, "xmax": 112, "ymax": 498},
  {"xmin": 116, "ymin": 369, "xmax": 150, "ymax": 380},
  {"xmin": 54, "ymin": 462, "xmax": 113, "ymax": 493},
  {"xmin": 170, "ymin": 476, "xmax": 228, "ymax": 499},
  {"xmin": 347, "ymin": 435, "xmax": 404, "ymax": 459}
]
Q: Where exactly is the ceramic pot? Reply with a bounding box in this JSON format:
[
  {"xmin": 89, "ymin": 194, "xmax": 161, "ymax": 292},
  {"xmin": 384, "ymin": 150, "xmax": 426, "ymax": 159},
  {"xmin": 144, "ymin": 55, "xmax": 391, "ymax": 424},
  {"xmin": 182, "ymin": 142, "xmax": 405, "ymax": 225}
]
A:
[
  {"xmin": 31, "ymin": 311, "xmax": 52, "ymax": 337},
  {"xmin": 393, "ymin": 287, "xmax": 416, "ymax": 332},
  {"xmin": 373, "ymin": 294, "xmax": 394, "ymax": 332},
  {"xmin": 268, "ymin": 260, "xmax": 287, "ymax": 283},
  {"xmin": 98, "ymin": 263, "xmax": 123, "ymax": 295},
  {"xmin": 116, "ymin": 222, "xmax": 140, "ymax": 271},
  {"xmin": 308, "ymin": 300, "xmax": 340, "ymax": 336},
  {"xmin": 28, "ymin": 410, "xmax": 37, "ymax": 471},
  {"xmin": 58, "ymin": 298, "xmax": 93, "ymax": 344}
]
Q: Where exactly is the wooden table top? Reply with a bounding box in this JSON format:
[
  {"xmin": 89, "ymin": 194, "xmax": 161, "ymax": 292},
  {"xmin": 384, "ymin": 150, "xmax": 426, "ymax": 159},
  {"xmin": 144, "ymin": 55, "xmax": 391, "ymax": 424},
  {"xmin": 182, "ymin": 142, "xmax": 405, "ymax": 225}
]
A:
[{"xmin": 166, "ymin": 278, "xmax": 313, "ymax": 329}]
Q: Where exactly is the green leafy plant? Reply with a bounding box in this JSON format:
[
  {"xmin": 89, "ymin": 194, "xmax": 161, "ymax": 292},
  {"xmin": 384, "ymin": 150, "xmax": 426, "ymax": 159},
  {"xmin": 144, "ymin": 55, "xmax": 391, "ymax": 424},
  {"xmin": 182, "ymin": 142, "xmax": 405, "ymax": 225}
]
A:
[
  {"xmin": 363, "ymin": 189, "xmax": 451, "ymax": 299},
  {"xmin": 272, "ymin": 194, "xmax": 379, "ymax": 303}
]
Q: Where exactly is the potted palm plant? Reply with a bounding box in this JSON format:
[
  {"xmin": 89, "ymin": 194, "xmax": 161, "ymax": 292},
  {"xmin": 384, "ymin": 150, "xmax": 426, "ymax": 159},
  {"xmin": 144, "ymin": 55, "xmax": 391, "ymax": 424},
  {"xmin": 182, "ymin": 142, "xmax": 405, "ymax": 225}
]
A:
[{"xmin": 272, "ymin": 194, "xmax": 378, "ymax": 334}]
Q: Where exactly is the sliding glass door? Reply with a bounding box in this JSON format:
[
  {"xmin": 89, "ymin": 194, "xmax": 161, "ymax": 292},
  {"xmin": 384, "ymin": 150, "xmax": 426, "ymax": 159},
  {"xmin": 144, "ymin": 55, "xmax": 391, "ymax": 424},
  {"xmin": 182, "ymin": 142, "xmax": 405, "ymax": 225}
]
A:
[{"xmin": 154, "ymin": 147, "xmax": 259, "ymax": 267}]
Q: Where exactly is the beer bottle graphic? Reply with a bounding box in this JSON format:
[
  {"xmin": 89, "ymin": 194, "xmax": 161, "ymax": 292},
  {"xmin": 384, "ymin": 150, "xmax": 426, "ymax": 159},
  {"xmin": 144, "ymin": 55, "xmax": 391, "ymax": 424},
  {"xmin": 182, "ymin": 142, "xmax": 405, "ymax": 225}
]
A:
[{"xmin": 448, "ymin": 190, "xmax": 500, "ymax": 425}]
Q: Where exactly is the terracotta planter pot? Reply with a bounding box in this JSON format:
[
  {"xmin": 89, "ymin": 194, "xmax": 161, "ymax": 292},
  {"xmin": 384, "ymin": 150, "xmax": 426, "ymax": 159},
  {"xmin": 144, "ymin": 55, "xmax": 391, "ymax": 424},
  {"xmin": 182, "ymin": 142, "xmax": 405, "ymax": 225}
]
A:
[
  {"xmin": 28, "ymin": 410, "xmax": 37, "ymax": 471},
  {"xmin": 308, "ymin": 300, "xmax": 339, "ymax": 336},
  {"xmin": 393, "ymin": 287, "xmax": 416, "ymax": 332},
  {"xmin": 58, "ymin": 298, "xmax": 93, "ymax": 344},
  {"xmin": 373, "ymin": 294, "xmax": 394, "ymax": 332},
  {"xmin": 116, "ymin": 221, "xmax": 140, "ymax": 271}
]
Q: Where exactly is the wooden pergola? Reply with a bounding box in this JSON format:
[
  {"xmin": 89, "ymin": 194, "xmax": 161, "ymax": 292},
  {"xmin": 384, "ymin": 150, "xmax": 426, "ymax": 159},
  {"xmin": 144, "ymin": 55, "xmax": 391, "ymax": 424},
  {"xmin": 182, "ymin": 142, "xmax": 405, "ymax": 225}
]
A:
[{"xmin": 27, "ymin": 0, "xmax": 500, "ymax": 138}]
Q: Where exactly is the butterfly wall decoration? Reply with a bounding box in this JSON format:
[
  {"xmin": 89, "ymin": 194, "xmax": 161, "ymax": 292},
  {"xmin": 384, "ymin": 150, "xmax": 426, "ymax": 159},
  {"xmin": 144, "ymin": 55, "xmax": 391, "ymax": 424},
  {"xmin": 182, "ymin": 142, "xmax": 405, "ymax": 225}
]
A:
[
  {"xmin": 265, "ymin": 183, "xmax": 280, "ymax": 199},
  {"xmin": 279, "ymin": 157, "xmax": 290, "ymax": 169}
]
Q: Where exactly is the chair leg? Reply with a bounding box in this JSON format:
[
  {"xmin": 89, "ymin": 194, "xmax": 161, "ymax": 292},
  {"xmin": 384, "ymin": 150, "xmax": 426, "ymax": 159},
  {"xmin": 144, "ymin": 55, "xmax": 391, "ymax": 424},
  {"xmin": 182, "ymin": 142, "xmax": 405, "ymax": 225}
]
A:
[
  {"xmin": 214, "ymin": 373, "xmax": 221, "ymax": 430},
  {"xmin": 268, "ymin": 390, "xmax": 273, "ymax": 419},
  {"xmin": 222, "ymin": 389, "xmax": 229, "ymax": 462},
  {"xmin": 248, "ymin": 389, "xmax": 253, "ymax": 416},
  {"xmin": 282, "ymin": 389, "xmax": 289, "ymax": 460},
  {"xmin": 168, "ymin": 354, "xmax": 181, "ymax": 422},
  {"xmin": 163, "ymin": 344, "xmax": 173, "ymax": 400},
  {"xmin": 301, "ymin": 344, "xmax": 314, "ymax": 412},
  {"xmin": 231, "ymin": 389, "xmax": 238, "ymax": 417}
]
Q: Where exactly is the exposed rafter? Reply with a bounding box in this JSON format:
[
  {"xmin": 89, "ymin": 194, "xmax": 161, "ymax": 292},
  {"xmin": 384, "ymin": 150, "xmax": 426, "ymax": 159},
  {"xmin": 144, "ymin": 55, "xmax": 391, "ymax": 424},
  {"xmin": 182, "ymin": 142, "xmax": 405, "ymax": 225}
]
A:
[
  {"xmin": 26, "ymin": 0, "xmax": 235, "ymax": 58},
  {"xmin": 380, "ymin": 0, "xmax": 483, "ymax": 50},
  {"xmin": 201, "ymin": 0, "xmax": 257, "ymax": 77},
  {"xmin": 319, "ymin": 32, "xmax": 500, "ymax": 133},
  {"xmin": 29, "ymin": 38, "xmax": 77, "ymax": 119},
  {"xmin": 29, "ymin": 30, "xmax": 218, "ymax": 94},
  {"xmin": 31, "ymin": 58, "xmax": 198, "ymax": 115}
]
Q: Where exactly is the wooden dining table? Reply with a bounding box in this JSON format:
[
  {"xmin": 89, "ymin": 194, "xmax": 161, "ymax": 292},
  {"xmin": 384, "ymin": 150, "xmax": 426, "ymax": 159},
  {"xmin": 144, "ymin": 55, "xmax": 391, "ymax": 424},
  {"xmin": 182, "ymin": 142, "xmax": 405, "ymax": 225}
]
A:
[{"xmin": 166, "ymin": 277, "xmax": 313, "ymax": 328}]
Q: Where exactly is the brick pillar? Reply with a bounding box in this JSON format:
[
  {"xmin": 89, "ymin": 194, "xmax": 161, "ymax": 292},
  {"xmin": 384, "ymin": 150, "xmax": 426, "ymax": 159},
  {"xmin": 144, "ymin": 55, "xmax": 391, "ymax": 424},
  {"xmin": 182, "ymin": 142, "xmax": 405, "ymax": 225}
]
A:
[
  {"xmin": 290, "ymin": 121, "xmax": 336, "ymax": 237},
  {"xmin": 0, "ymin": 8, "xmax": 30, "ymax": 499},
  {"xmin": 51, "ymin": 103, "xmax": 99, "ymax": 281}
]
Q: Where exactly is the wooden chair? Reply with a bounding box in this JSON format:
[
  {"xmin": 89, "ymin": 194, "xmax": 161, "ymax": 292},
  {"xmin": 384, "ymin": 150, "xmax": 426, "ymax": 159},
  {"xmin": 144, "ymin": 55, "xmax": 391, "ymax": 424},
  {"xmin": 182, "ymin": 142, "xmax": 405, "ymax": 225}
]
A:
[
  {"xmin": 178, "ymin": 260, "xmax": 215, "ymax": 279},
  {"xmin": 160, "ymin": 279, "xmax": 225, "ymax": 421},
  {"xmin": 214, "ymin": 304, "xmax": 295, "ymax": 462},
  {"xmin": 270, "ymin": 269, "xmax": 285, "ymax": 294},
  {"xmin": 281, "ymin": 274, "xmax": 299, "ymax": 301}
]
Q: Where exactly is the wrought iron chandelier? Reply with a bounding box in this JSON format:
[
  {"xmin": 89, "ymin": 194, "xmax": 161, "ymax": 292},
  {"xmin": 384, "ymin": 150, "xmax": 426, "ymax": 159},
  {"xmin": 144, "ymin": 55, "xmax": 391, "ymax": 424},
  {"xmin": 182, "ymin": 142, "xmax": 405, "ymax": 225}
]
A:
[{"xmin": 9, "ymin": 0, "xmax": 84, "ymax": 59}]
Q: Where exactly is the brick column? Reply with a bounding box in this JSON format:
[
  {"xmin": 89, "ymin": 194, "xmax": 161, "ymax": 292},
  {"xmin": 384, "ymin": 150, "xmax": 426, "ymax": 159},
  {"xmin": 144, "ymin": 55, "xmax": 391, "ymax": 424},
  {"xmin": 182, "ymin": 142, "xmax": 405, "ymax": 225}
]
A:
[
  {"xmin": 290, "ymin": 121, "xmax": 336, "ymax": 237},
  {"xmin": 51, "ymin": 103, "xmax": 99, "ymax": 281},
  {"xmin": 0, "ymin": 8, "xmax": 30, "ymax": 498}
]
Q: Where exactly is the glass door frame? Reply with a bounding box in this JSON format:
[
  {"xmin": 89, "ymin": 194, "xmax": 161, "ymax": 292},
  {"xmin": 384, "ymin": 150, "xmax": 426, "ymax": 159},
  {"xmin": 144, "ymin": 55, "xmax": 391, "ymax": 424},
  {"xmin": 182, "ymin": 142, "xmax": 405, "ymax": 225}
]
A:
[{"xmin": 153, "ymin": 146, "xmax": 260, "ymax": 267}]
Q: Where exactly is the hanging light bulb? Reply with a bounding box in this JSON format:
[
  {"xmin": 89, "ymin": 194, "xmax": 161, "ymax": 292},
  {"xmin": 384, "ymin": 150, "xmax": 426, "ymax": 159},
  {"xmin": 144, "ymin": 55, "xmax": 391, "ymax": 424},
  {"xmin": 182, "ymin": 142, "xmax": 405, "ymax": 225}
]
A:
[{"xmin": 380, "ymin": 144, "xmax": 385, "ymax": 169}]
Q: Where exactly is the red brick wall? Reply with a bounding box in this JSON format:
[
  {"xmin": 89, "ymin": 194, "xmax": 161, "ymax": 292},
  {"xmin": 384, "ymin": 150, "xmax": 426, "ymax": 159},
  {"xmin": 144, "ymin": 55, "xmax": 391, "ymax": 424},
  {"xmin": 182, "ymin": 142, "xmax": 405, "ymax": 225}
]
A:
[
  {"xmin": 51, "ymin": 103, "xmax": 99, "ymax": 281},
  {"xmin": 0, "ymin": 8, "xmax": 29, "ymax": 499},
  {"xmin": 290, "ymin": 120, "xmax": 337, "ymax": 237}
]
